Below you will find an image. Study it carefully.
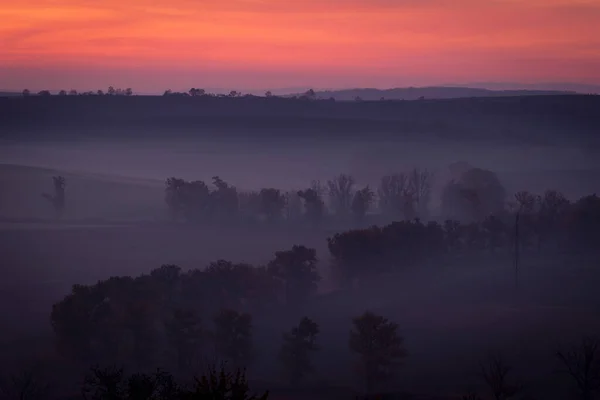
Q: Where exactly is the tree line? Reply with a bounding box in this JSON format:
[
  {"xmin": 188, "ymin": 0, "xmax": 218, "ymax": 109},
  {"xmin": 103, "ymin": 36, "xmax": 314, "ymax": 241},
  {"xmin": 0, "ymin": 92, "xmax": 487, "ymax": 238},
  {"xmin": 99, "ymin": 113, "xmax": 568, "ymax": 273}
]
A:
[{"xmin": 46, "ymin": 253, "xmax": 600, "ymax": 399}]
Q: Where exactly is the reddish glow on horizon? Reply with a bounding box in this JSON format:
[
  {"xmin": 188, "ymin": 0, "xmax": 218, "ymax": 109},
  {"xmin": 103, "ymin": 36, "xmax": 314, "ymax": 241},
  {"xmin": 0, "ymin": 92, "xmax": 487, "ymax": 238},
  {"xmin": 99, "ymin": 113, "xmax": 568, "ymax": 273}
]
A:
[{"xmin": 1, "ymin": 0, "xmax": 599, "ymax": 91}]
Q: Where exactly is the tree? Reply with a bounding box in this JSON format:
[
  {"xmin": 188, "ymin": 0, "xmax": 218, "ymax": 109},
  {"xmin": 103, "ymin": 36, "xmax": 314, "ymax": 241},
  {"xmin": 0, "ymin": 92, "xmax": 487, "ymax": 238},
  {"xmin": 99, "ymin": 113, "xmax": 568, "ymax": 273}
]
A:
[
  {"xmin": 279, "ymin": 317, "xmax": 320, "ymax": 385},
  {"xmin": 267, "ymin": 246, "xmax": 319, "ymax": 306},
  {"xmin": 41, "ymin": 176, "xmax": 66, "ymax": 218},
  {"xmin": 211, "ymin": 176, "xmax": 239, "ymax": 219},
  {"xmin": 59, "ymin": 90, "xmax": 67, "ymax": 96},
  {"xmin": 297, "ymin": 188, "xmax": 324, "ymax": 225},
  {"xmin": 108, "ymin": 86, "xmax": 116, "ymax": 95},
  {"xmin": 327, "ymin": 227, "xmax": 384, "ymax": 286},
  {"xmin": 258, "ymin": 188, "xmax": 286, "ymax": 222},
  {"xmin": 351, "ymin": 186, "xmax": 375, "ymax": 223},
  {"xmin": 165, "ymin": 308, "xmax": 203, "ymax": 373},
  {"xmin": 284, "ymin": 191, "xmax": 303, "ymax": 222},
  {"xmin": 164, "ymin": 178, "xmax": 210, "ymax": 222},
  {"xmin": 22, "ymin": 89, "xmax": 30, "ymax": 97},
  {"xmin": 480, "ymin": 355, "xmax": 522, "ymax": 400},
  {"xmin": 189, "ymin": 88, "xmax": 205, "ymax": 97},
  {"xmin": 212, "ymin": 309, "xmax": 253, "ymax": 369},
  {"xmin": 265, "ymin": 91, "xmax": 273, "ymax": 98},
  {"xmin": 163, "ymin": 89, "xmax": 172, "ymax": 96},
  {"xmin": 125, "ymin": 88, "xmax": 133, "ymax": 96},
  {"xmin": 69, "ymin": 89, "xmax": 78, "ymax": 96},
  {"xmin": 378, "ymin": 173, "xmax": 412, "ymax": 220},
  {"xmin": 97, "ymin": 90, "xmax": 104, "ymax": 96},
  {"xmin": 441, "ymin": 167, "xmax": 506, "ymax": 222},
  {"xmin": 37, "ymin": 90, "xmax": 51, "ymax": 96},
  {"xmin": 187, "ymin": 364, "xmax": 269, "ymax": 400},
  {"xmin": 407, "ymin": 168, "xmax": 433, "ymax": 220},
  {"xmin": 229, "ymin": 90, "xmax": 240, "ymax": 97},
  {"xmin": 0, "ymin": 367, "xmax": 51, "ymax": 400},
  {"xmin": 556, "ymin": 337, "xmax": 600, "ymax": 400},
  {"xmin": 303, "ymin": 89, "xmax": 316, "ymax": 100},
  {"xmin": 327, "ymin": 174, "xmax": 355, "ymax": 217},
  {"xmin": 349, "ymin": 311, "xmax": 407, "ymax": 394}
]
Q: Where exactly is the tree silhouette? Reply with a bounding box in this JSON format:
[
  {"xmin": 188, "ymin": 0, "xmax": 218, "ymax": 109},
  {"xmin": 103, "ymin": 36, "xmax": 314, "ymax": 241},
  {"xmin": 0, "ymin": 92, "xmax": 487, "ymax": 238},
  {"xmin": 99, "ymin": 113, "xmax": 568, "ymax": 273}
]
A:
[
  {"xmin": 267, "ymin": 245, "xmax": 319, "ymax": 306},
  {"xmin": 351, "ymin": 186, "xmax": 375, "ymax": 223},
  {"xmin": 165, "ymin": 308, "xmax": 203, "ymax": 373},
  {"xmin": 188, "ymin": 364, "xmax": 269, "ymax": 400},
  {"xmin": 297, "ymin": 188, "xmax": 324, "ymax": 226},
  {"xmin": 479, "ymin": 355, "xmax": 522, "ymax": 400},
  {"xmin": 556, "ymin": 337, "xmax": 600, "ymax": 400},
  {"xmin": 212, "ymin": 309, "xmax": 253, "ymax": 369},
  {"xmin": 265, "ymin": 91, "xmax": 273, "ymax": 98},
  {"xmin": 0, "ymin": 366, "xmax": 51, "ymax": 400},
  {"xmin": 211, "ymin": 176, "xmax": 239, "ymax": 220},
  {"xmin": 349, "ymin": 311, "xmax": 407, "ymax": 394},
  {"xmin": 327, "ymin": 174, "xmax": 355, "ymax": 218},
  {"xmin": 279, "ymin": 317, "xmax": 320, "ymax": 385},
  {"xmin": 407, "ymin": 168, "xmax": 433, "ymax": 220},
  {"xmin": 42, "ymin": 176, "xmax": 66, "ymax": 218},
  {"xmin": 378, "ymin": 173, "xmax": 412, "ymax": 219},
  {"xmin": 37, "ymin": 90, "xmax": 51, "ymax": 96},
  {"xmin": 58, "ymin": 90, "xmax": 67, "ymax": 96},
  {"xmin": 69, "ymin": 89, "xmax": 78, "ymax": 96},
  {"xmin": 189, "ymin": 88, "xmax": 205, "ymax": 97},
  {"xmin": 22, "ymin": 89, "xmax": 30, "ymax": 97},
  {"xmin": 258, "ymin": 188, "xmax": 286, "ymax": 222}
]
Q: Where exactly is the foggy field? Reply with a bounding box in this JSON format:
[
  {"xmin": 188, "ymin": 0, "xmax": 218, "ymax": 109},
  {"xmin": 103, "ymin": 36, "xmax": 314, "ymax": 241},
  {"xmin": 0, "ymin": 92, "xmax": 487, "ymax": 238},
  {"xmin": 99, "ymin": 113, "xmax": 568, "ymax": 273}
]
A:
[{"xmin": 1, "ymin": 96, "xmax": 600, "ymax": 399}]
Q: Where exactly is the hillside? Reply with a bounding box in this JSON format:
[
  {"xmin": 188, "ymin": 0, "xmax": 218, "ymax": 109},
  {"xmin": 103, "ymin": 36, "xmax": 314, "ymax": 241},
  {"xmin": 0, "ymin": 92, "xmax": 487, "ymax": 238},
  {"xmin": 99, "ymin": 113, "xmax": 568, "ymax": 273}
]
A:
[{"xmin": 1, "ymin": 95, "xmax": 599, "ymax": 146}]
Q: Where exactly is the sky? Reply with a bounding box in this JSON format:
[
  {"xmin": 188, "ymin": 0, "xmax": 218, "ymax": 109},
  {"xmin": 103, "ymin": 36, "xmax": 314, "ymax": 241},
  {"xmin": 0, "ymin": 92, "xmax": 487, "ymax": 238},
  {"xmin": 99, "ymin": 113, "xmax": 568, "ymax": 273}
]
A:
[{"xmin": 1, "ymin": 0, "xmax": 599, "ymax": 93}]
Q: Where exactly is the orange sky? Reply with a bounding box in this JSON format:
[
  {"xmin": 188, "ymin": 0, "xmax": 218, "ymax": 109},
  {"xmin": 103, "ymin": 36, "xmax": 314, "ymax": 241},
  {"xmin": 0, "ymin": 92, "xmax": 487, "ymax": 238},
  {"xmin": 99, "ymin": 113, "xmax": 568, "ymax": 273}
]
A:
[{"xmin": 1, "ymin": 0, "xmax": 599, "ymax": 92}]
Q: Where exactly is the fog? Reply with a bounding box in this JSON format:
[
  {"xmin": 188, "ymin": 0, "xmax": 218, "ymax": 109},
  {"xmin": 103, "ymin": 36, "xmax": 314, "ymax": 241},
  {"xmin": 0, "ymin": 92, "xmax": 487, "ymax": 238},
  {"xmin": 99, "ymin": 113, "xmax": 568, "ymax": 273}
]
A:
[{"xmin": 1, "ymin": 97, "xmax": 600, "ymax": 399}]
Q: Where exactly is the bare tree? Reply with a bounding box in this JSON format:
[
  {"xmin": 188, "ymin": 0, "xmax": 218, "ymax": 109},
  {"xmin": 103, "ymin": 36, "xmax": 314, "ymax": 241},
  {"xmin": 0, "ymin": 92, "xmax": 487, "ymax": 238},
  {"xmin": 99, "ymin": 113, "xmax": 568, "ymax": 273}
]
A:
[
  {"xmin": 407, "ymin": 168, "xmax": 433, "ymax": 220},
  {"xmin": 0, "ymin": 367, "xmax": 51, "ymax": 400},
  {"xmin": 327, "ymin": 174, "xmax": 355, "ymax": 217},
  {"xmin": 556, "ymin": 337, "xmax": 600, "ymax": 400},
  {"xmin": 480, "ymin": 355, "xmax": 522, "ymax": 400},
  {"xmin": 41, "ymin": 176, "xmax": 66, "ymax": 218},
  {"xmin": 378, "ymin": 173, "xmax": 412, "ymax": 219}
]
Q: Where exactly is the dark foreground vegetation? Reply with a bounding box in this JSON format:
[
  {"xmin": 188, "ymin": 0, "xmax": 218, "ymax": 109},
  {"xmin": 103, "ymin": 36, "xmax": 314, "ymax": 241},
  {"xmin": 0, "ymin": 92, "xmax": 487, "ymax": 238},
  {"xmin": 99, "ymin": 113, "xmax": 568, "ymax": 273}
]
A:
[{"xmin": 2, "ymin": 157, "xmax": 594, "ymax": 399}]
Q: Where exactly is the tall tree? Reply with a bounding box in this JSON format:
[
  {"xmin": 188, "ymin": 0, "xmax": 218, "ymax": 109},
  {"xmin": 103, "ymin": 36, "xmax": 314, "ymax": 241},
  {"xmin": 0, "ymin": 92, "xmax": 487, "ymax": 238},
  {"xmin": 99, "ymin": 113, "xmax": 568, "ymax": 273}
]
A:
[
  {"xmin": 556, "ymin": 337, "xmax": 600, "ymax": 400},
  {"xmin": 41, "ymin": 176, "xmax": 66, "ymax": 218},
  {"xmin": 407, "ymin": 168, "xmax": 433, "ymax": 220},
  {"xmin": 297, "ymin": 188, "xmax": 325, "ymax": 226},
  {"xmin": 213, "ymin": 309, "xmax": 253, "ymax": 369},
  {"xmin": 327, "ymin": 174, "xmax": 355, "ymax": 217},
  {"xmin": 351, "ymin": 186, "xmax": 375, "ymax": 223},
  {"xmin": 378, "ymin": 173, "xmax": 412, "ymax": 220},
  {"xmin": 349, "ymin": 311, "xmax": 407, "ymax": 394},
  {"xmin": 258, "ymin": 188, "xmax": 286, "ymax": 222},
  {"xmin": 279, "ymin": 317, "xmax": 320, "ymax": 385},
  {"xmin": 267, "ymin": 246, "xmax": 319, "ymax": 306}
]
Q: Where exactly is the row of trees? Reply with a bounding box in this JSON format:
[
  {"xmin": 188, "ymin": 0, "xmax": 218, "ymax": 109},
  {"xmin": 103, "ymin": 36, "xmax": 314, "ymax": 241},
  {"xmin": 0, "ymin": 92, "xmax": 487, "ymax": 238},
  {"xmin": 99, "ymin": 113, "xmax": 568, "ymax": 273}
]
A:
[
  {"xmin": 49, "ymin": 256, "xmax": 600, "ymax": 399},
  {"xmin": 50, "ymin": 258, "xmax": 404, "ymax": 393},
  {"xmin": 164, "ymin": 169, "xmax": 435, "ymax": 225},
  {"xmin": 22, "ymin": 87, "xmax": 133, "ymax": 97}
]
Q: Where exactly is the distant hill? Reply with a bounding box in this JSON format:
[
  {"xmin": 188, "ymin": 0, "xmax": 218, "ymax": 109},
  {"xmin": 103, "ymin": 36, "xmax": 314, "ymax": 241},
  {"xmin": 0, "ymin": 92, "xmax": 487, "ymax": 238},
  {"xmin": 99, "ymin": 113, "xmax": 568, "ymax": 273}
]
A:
[
  {"xmin": 0, "ymin": 91, "xmax": 20, "ymax": 97},
  {"xmin": 1, "ymin": 94, "xmax": 599, "ymax": 147},
  {"xmin": 302, "ymin": 86, "xmax": 576, "ymax": 101}
]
